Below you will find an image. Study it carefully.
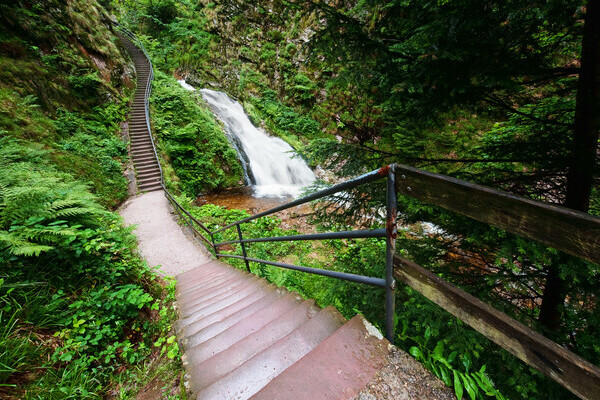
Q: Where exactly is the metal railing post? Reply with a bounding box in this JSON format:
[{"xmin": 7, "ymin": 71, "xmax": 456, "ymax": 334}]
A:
[
  {"xmin": 236, "ymin": 225, "xmax": 251, "ymax": 272},
  {"xmin": 211, "ymin": 233, "xmax": 219, "ymax": 259},
  {"xmin": 385, "ymin": 164, "xmax": 398, "ymax": 344}
]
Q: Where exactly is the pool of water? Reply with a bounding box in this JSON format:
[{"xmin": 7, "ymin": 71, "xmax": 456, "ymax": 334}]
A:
[{"xmin": 196, "ymin": 187, "xmax": 314, "ymax": 231}]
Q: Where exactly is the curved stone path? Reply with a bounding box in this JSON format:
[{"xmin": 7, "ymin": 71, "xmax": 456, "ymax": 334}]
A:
[{"xmin": 119, "ymin": 191, "xmax": 211, "ymax": 276}]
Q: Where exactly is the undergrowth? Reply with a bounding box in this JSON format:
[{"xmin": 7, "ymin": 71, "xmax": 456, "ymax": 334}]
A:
[
  {"xmin": 150, "ymin": 71, "xmax": 244, "ymax": 196},
  {"xmin": 0, "ymin": 140, "xmax": 183, "ymax": 399}
]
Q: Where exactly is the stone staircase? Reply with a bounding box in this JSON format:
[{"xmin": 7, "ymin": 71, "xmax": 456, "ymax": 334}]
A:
[
  {"xmin": 120, "ymin": 35, "xmax": 162, "ymax": 192},
  {"xmin": 176, "ymin": 260, "xmax": 397, "ymax": 400}
]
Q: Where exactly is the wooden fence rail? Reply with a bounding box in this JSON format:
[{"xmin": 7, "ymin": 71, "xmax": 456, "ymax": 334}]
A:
[
  {"xmin": 394, "ymin": 164, "xmax": 600, "ymax": 265},
  {"xmin": 394, "ymin": 256, "xmax": 600, "ymax": 400},
  {"xmin": 391, "ymin": 164, "xmax": 600, "ymax": 399}
]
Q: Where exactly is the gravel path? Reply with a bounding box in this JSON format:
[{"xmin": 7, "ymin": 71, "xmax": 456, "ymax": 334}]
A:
[{"xmin": 118, "ymin": 191, "xmax": 212, "ymax": 277}]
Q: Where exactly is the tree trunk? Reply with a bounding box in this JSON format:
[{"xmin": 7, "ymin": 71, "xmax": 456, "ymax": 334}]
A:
[{"xmin": 538, "ymin": 2, "xmax": 600, "ymax": 331}]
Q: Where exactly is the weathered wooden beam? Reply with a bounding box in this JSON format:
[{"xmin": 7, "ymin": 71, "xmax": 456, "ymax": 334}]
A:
[
  {"xmin": 393, "ymin": 164, "xmax": 600, "ymax": 265},
  {"xmin": 394, "ymin": 255, "xmax": 600, "ymax": 400}
]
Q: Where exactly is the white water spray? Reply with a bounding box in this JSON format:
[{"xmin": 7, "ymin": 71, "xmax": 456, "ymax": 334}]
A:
[{"xmin": 178, "ymin": 81, "xmax": 315, "ymax": 197}]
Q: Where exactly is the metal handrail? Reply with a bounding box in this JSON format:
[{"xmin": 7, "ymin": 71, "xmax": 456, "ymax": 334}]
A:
[
  {"xmin": 114, "ymin": 22, "xmax": 164, "ymax": 188},
  {"xmin": 210, "ymin": 165, "xmax": 399, "ymax": 342}
]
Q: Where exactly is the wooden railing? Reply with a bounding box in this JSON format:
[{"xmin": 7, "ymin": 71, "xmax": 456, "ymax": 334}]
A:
[{"xmin": 392, "ymin": 164, "xmax": 600, "ymax": 399}]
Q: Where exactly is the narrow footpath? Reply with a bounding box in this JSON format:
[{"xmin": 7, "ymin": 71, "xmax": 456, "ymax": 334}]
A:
[{"xmin": 118, "ymin": 31, "xmax": 454, "ymax": 400}]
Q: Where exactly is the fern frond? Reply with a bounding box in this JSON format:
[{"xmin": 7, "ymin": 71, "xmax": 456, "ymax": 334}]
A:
[{"xmin": 0, "ymin": 231, "xmax": 54, "ymax": 256}]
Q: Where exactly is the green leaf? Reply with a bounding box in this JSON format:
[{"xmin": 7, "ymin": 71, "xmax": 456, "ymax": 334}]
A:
[
  {"xmin": 461, "ymin": 374, "xmax": 478, "ymax": 400},
  {"xmin": 433, "ymin": 341, "xmax": 444, "ymax": 361},
  {"xmin": 424, "ymin": 326, "xmax": 431, "ymax": 341},
  {"xmin": 439, "ymin": 365, "xmax": 452, "ymax": 386},
  {"xmin": 453, "ymin": 370, "xmax": 463, "ymax": 400},
  {"xmin": 409, "ymin": 346, "xmax": 424, "ymax": 360},
  {"xmin": 447, "ymin": 351, "xmax": 458, "ymax": 364}
]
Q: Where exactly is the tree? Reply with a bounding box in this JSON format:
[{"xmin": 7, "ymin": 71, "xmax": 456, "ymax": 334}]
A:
[
  {"xmin": 539, "ymin": 0, "xmax": 600, "ymax": 331},
  {"xmin": 304, "ymin": 0, "xmax": 598, "ymax": 337}
]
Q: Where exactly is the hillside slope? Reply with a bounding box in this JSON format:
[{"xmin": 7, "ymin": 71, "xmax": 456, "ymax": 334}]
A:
[{"xmin": 0, "ymin": 1, "xmax": 185, "ymax": 398}]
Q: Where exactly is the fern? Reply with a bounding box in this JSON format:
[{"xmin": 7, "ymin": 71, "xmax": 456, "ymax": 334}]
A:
[
  {"xmin": 0, "ymin": 231, "xmax": 54, "ymax": 256},
  {"xmin": 0, "ymin": 139, "xmax": 105, "ymax": 257}
]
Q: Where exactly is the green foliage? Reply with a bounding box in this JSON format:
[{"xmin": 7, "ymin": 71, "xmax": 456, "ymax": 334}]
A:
[
  {"xmin": 0, "ymin": 306, "xmax": 41, "ymax": 384},
  {"xmin": 246, "ymin": 89, "xmax": 322, "ymax": 149},
  {"xmin": 0, "ymin": 141, "xmax": 177, "ymax": 397},
  {"xmin": 67, "ymin": 71, "xmax": 103, "ymax": 99},
  {"xmin": 0, "ymin": 0, "xmax": 132, "ymax": 209},
  {"xmin": 151, "ymin": 71, "xmax": 243, "ymax": 195},
  {"xmin": 0, "ymin": 0, "xmax": 127, "ymax": 112},
  {"xmin": 0, "ymin": 0, "xmax": 186, "ymax": 397},
  {"xmin": 0, "ymin": 139, "xmax": 101, "ymax": 257},
  {"xmin": 53, "ymin": 105, "xmax": 129, "ymax": 207},
  {"xmin": 112, "ymin": 2, "xmax": 599, "ymax": 400}
]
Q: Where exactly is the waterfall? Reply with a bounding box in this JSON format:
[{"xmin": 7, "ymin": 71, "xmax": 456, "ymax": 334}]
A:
[{"xmin": 178, "ymin": 81, "xmax": 315, "ymax": 197}]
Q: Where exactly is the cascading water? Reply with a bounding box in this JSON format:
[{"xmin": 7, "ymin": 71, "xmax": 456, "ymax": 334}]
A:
[{"xmin": 178, "ymin": 81, "xmax": 315, "ymax": 197}]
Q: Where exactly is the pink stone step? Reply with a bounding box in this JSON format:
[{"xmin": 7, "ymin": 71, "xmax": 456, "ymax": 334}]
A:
[
  {"xmin": 179, "ymin": 289, "xmax": 272, "ymax": 337},
  {"xmin": 178, "ymin": 275, "xmax": 259, "ymax": 311},
  {"xmin": 181, "ymin": 288, "xmax": 298, "ymax": 350},
  {"xmin": 186, "ymin": 299, "xmax": 320, "ymax": 394},
  {"xmin": 194, "ymin": 306, "xmax": 346, "ymax": 400},
  {"xmin": 179, "ymin": 278, "xmax": 264, "ymax": 317},
  {"xmin": 177, "ymin": 276, "xmax": 245, "ymax": 304},
  {"xmin": 251, "ymin": 314, "xmax": 391, "ymax": 400},
  {"xmin": 178, "ymin": 260, "xmax": 234, "ymax": 281},
  {"xmin": 177, "ymin": 261, "xmax": 238, "ymax": 288},
  {"xmin": 177, "ymin": 269, "xmax": 244, "ymax": 296},
  {"xmin": 179, "ymin": 280, "xmax": 270, "ymax": 323}
]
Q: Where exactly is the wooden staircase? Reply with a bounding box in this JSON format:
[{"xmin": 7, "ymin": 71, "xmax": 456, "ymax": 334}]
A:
[
  {"xmin": 120, "ymin": 36, "xmax": 162, "ymax": 192},
  {"xmin": 176, "ymin": 260, "xmax": 395, "ymax": 400}
]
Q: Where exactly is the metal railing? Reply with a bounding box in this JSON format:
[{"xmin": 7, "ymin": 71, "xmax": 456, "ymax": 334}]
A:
[
  {"xmin": 116, "ymin": 24, "xmax": 600, "ymax": 399},
  {"xmin": 210, "ymin": 165, "xmax": 398, "ymax": 342},
  {"xmin": 114, "ymin": 23, "xmax": 164, "ymax": 187}
]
